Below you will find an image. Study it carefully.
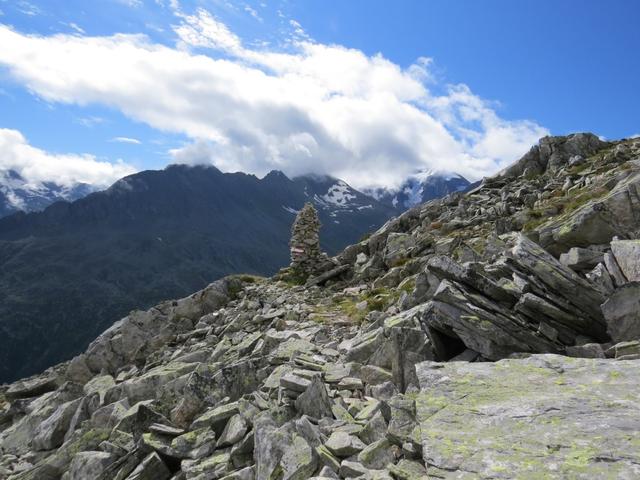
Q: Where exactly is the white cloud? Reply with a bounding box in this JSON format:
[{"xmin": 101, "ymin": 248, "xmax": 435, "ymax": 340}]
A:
[
  {"xmin": 111, "ymin": 136, "xmax": 142, "ymax": 144},
  {"xmin": 76, "ymin": 116, "xmax": 107, "ymax": 127},
  {"xmin": 67, "ymin": 22, "xmax": 86, "ymax": 35},
  {"xmin": 244, "ymin": 5, "xmax": 262, "ymax": 22},
  {"xmin": 0, "ymin": 17, "xmax": 548, "ymax": 189},
  {"xmin": 116, "ymin": 0, "xmax": 143, "ymax": 8},
  {"xmin": 16, "ymin": 1, "xmax": 42, "ymax": 16},
  {"xmin": 0, "ymin": 128, "xmax": 136, "ymax": 187},
  {"xmin": 173, "ymin": 8, "xmax": 243, "ymax": 54}
]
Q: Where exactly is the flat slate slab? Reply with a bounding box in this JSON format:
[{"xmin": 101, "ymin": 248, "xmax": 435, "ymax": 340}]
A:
[{"xmin": 415, "ymin": 354, "xmax": 640, "ymax": 479}]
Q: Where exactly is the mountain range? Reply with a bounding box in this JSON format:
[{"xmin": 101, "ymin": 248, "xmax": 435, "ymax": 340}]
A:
[
  {"xmin": 0, "ymin": 164, "xmax": 469, "ymax": 382},
  {"xmin": 366, "ymin": 170, "xmax": 471, "ymax": 209},
  {"xmin": 0, "ymin": 169, "xmax": 94, "ymax": 219}
]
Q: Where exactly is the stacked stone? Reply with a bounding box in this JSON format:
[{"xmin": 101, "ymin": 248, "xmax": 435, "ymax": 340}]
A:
[{"xmin": 290, "ymin": 202, "xmax": 323, "ymax": 275}]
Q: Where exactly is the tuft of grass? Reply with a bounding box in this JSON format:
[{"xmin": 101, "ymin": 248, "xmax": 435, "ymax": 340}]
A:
[{"xmin": 273, "ymin": 267, "xmax": 308, "ymax": 287}]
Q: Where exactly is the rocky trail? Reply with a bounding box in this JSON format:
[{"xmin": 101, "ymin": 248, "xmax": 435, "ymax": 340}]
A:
[{"xmin": 1, "ymin": 133, "xmax": 640, "ymax": 479}]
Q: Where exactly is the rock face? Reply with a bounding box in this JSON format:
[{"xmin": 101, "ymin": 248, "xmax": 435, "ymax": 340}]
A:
[
  {"xmin": 416, "ymin": 355, "xmax": 640, "ymax": 478},
  {"xmin": 1, "ymin": 133, "xmax": 640, "ymax": 479}
]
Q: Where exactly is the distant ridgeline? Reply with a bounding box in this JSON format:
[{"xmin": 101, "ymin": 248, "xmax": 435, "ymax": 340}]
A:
[{"xmin": 0, "ymin": 165, "xmax": 405, "ymax": 383}]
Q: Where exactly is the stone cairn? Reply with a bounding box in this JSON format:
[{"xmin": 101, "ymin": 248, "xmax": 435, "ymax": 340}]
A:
[{"xmin": 290, "ymin": 202, "xmax": 324, "ymax": 276}]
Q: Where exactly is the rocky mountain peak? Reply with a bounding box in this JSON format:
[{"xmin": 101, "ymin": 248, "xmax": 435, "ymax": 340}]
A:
[
  {"xmin": 0, "ymin": 168, "xmax": 94, "ymax": 219},
  {"xmin": 369, "ymin": 170, "xmax": 471, "ymax": 211},
  {"xmin": 1, "ymin": 133, "xmax": 640, "ymax": 479}
]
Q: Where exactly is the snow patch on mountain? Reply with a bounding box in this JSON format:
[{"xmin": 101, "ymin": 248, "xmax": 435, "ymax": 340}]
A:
[
  {"xmin": 321, "ymin": 181, "xmax": 357, "ymax": 207},
  {"xmin": 366, "ymin": 170, "xmax": 471, "ymax": 211},
  {"xmin": 0, "ymin": 169, "xmax": 95, "ymax": 218}
]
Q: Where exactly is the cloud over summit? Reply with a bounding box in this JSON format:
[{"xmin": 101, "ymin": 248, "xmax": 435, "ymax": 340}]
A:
[
  {"xmin": 0, "ymin": 9, "xmax": 548, "ymax": 189},
  {"xmin": 0, "ymin": 128, "xmax": 135, "ymax": 187}
]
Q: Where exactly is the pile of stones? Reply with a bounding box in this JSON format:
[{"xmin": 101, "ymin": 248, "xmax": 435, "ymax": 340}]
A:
[{"xmin": 289, "ymin": 203, "xmax": 327, "ymax": 278}]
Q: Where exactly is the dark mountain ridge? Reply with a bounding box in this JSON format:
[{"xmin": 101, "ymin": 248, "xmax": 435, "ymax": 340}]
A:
[{"xmin": 0, "ymin": 164, "xmax": 396, "ymax": 382}]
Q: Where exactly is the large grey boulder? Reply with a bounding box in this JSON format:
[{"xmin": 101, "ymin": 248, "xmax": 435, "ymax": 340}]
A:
[
  {"xmin": 32, "ymin": 398, "xmax": 82, "ymax": 451},
  {"xmin": 601, "ymin": 283, "xmax": 640, "ymax": 342},
  {"xmin": 324, "ymin": 431, "xmax": 366, "ymax": 457},
  {"xmin": 68, "ymin": 451, "xmax": 117, "ymax": 480},
  {"xmin": 383, "ymin": 233, "xmax": 416, "ymax": 267},
  {"xmin": 5, "ymin": 376, "xmax": 59, "ymax": 401},
  {"xmin": 294, "ymin": 376, "xmax": 333, "ymax": 419},
  {"xmin": 539, "ymin": 171, "xmax": 640, "ymax": 255},
  {"xmin": 415, "ymin": 354, "xmax": 640, "ymax": 478},
  {"xmin": 489, "ymin": 133, "xmax": 607, "ymax": 181},
  {"xmin": 611, "ymin": 239, "xmax": 640, "ymax": 281},
  {"xmin": 253, "ymin": 416, "xmax": 317, "ymax": 480}
]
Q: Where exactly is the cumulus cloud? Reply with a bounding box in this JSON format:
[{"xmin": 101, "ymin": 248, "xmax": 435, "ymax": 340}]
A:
[
  {"xmin": 111, "ymin": 136, "xmax": 142, "ymax": 144},
  {"xmin": 0, "ymin": 15, "xmax": 548, "ymax": 189},
  {"xmin": 0, "ymin": 128, "xmax": 136, "ymax": 187}
]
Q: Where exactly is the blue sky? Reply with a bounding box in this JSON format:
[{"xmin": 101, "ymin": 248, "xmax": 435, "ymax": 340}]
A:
[{"xmin": 0, "ymin": 0, "xmax": 638, "ymax": 189}]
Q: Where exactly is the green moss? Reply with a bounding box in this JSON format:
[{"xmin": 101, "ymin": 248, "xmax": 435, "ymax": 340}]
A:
[
  {"xmin": 562, "ymin": 186, "xmax": 610, "ymax": 214},
  {"xmin": 67, "ymin": 427, "xmax": 111, "ymax": 456},
  {"xmin": 561, "ymin": 444, "xmax": 599, "ymax": 473}
]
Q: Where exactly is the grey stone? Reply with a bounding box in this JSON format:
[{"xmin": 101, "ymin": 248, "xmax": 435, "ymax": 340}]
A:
[
  {"xmin": 315, "ymin": 445, "xmax": 340, "ymax": 473},
  {"xmin": 383, "ymin": 233, "xmax": 416, "ymax": 267},
  {"xmin": 611, "ymin": 239, "xmax": 640, "ymax": 281},
  {"xmin": 149, "ymin": 423, "xmax": 185, "ymax": 437},
  {"xmin": 254, "ymin": 417, "xmax": 316, "ymax": 480},
  {"xmin": 359, "ymin": 365, "xmax": 393, "ymax": 386},
  {"xmin": 217, "ymin": 414, "xmax": 248, "ymax": 447},
  {"xmin": 602, "ymin": 283, "xmax": 640, "ymax": 342},
  {"xmin": 338, "ymin": 460, "xmax": 369, "ymax": 478},
  {"xmin": 565, "ymin": 343, "xmax": 606, "ymax": 359},
  {"xmin": 280, "ymin": 373, "xmax": 312, "ymax": 393},
  {"xmin": 387, "ymin": 459, "xmax": 427, "ymax": 479},
  {"xmin": 358, "ymin": 411, "xmax": 388, "ymax": 445},
  {"xmin": 559, "ymin": 247, "xmax": 604, "ymax": 272},
  {"xmin": 357, "ymin": 438, "xmax": 394, "ymax": 469},
  {"xmin": 586, "ymin": 263, "xmax": 615, "ymax": 295},
  {"xmin": 324, "ymin": 431, "xmax": 366, "ymax": 457},
  {"xmin": 125, "ymin": 452, "xmax": 171, "ymax": 480},
  {"xmin": 294, "ymin": 376, "xmax": 333, "ymax": 419},
  {"xmin": 611, "ymin": 340, "xmax": 640, "ymax": 359},
  {"xmin": 5, "ymin": 376, "xmax": 58, "ymax": 400},
  {"xmin": 369, "ymin": 381, "xmax": 398, "ymax": 401},
  {"xmin": 190, "ymin": 401, "xmax": 239, "ymax": 432},
  {"xmin": 317, "ymin": 465, "xmax": 339, "ymax": 478},
  {"xmin": 32, "ymin": 398, "xmax": 82, "ymax": 451},
  {"xmin": 68, "ymin": 451, "xmax": 117, "ymax": 480},
  {"xmin": 219, "ymin": 465, "xmax": 255, "ymax": 480},
  {"xmin": 385, "ymin": 396, "xmax": 418, "ymax": 445},
  {"xmin": 171, "ymin": 428, "xmax": 216, "ymax": 460},
  {"xmin": 604, "ymin": 252, "xmax": 628, "ymax": 287},
  {"xmin": 415, "ymin": 354, "xmax": 640, "ymax": 478}
]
